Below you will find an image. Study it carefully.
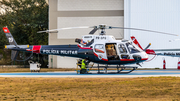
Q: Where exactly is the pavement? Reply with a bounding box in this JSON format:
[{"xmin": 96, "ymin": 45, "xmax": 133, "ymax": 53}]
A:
[{"xmin": 0, "ymin": 70, "xmax": 180, "ymax": 78}]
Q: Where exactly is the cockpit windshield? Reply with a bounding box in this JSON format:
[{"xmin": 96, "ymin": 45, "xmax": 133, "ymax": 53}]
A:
[{"xmin": 126, "ymin": 42, "xmax": 142, "ymax": 53}]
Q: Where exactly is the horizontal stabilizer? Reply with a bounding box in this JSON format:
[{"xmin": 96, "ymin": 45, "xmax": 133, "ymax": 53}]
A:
[{"xmin": 5, "ymin": 45, "xmax": 29, "ymax": 49}]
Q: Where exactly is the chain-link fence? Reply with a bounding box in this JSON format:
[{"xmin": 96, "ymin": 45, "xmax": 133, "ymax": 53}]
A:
[{"xmin": 0, "ymin": 49, "xmax": 48, "ymax": 68}]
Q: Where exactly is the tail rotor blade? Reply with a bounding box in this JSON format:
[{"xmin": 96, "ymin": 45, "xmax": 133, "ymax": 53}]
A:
[{"xmin": 143, "ymin": 43, "xmax": 151, "ymax": 51}]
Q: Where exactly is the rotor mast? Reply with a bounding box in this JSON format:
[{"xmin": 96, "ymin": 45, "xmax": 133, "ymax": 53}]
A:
[{"xmin": 99, "ymin": 24, "xmax": 106, "ymax": 35}]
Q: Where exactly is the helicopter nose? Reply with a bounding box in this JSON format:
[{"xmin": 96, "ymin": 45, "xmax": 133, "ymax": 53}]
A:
[
  {"xmin": 142, "ymin": 51, "xmax": 149, "ymax": 59},
  {"xmin": 133, "ymin": 55, "xmax": 142, "ymax": 62}
]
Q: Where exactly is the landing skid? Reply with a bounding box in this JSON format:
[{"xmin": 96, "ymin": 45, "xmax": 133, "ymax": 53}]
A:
[
  {"xmin": 76, "ymin": 60, "xmax": 138, "ymax": 74},
  {"xmin": 92, "ymin": 65, "xmax": 138, "ymax": 74}
]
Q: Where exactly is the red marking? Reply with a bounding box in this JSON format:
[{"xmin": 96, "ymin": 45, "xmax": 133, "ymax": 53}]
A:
[
  {"xmin": 3, "ymin": 27, "xmax": 10, "ymax": 33},
  {"xmin": 77, "ymin": 44, "xmax": 93, "ymax": 50},
  {"xmin": 120, "ymin": 58, "xmax": 148, "ymax": 61},
  {"xmin": 120, "ymin": 59, "xmax": 135, "ymax": 61},
  {"xmin": 94, "ymin": 53, "xmax": 108, "ymax": 61},
  {"xmin": 94, "ymin": 53, "xmax": 98, "ymax": 57},
  {"xmin": 95, "ymin": 49, "xmax": 105, "ymax": 53},
  {"xmin": 146, "ymin": 49, "xmax": 156, "ymax": 55},
  {"xmin": 131, "ymin": 36, "xmax": 143, "ymax": 50},
  {"xmin": 26, "ymin": 49, "xmax": 32, "ymax": 51},
  {"xmin": 141, "ymin": 58, "xmax": 148, "ymax": 61},
  {"xmin": 26, "ymin": 49, "xmax": 37, "ymax": 52},
  {"xmin": 102, "ymin": 58, "xmax": 108, "ymax": 61},
  {"xmin": 32, "ymin": 45, "xmax": 41, "ymax": 53}
]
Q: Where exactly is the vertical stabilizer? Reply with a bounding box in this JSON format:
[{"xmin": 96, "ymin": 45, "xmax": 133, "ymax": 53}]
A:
[
  {"xmin": 3, "ymin": 27, "xmax": 19, "ymax": 61},
  {"xmin": 11, "ymin": 50, "xmax": 19, "ymax": 61},
  {"xmin": 3, "ymin": 27, "xmax": 18, "ymax": 46}
]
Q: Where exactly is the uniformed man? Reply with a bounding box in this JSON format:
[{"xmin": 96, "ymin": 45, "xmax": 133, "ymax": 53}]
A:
[{"xmin": 80, "ymin": 58, "xmax": 89, "ymax": 74}]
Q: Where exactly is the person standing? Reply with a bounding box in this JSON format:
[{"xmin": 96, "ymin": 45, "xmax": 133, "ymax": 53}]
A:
[{"xmin": 80, "ymin": 58, "xmax": 88, "ymax": 74}]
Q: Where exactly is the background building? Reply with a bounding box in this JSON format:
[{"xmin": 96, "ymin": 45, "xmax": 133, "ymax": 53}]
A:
[
  {"xmin": 49, "ymin": 0, "xmax": 180, "ymax": 69},
  {"xmin": 124, "ymin": 0, "xmax": 180, "ymax": 68},
  {"xmin": 49, "ymin": 0, "xmax": 124, "ymax": 68}
]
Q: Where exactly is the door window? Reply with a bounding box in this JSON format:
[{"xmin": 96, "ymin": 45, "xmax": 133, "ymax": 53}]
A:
[
  {"xmin": 94, "ymin": 44, "xmax": 104, "ymax": 53},
  {"xmin": 119, "ymin": 44, "xmax": 127, "ymax": 53}
]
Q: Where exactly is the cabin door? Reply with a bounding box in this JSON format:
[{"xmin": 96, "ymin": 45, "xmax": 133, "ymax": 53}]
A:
[
  {"xmin": 94, "ymin": 44, "xmax": 108, "ymax": 61},
  {"xmin": 105, "ymin": 43, "xmax": 120, "ymax": 60},
  {"xmin": 118, "ymin": 44, "xmax": 130, "ymax": 59}
]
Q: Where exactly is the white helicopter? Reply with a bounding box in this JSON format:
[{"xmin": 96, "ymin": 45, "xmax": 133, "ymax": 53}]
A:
[{"xmin": 4, "ymin": 24, "xmax": 177, "ymax": 73}]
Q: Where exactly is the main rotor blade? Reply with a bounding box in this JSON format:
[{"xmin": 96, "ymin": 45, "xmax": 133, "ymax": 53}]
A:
[
  {"xmin": 109, "ymin": 26, "xmax": 178, "ymax": 36},
  {"xmin": 89, "ymin": 28, "xmax": 98, "ymax": 34},
  {"xmin": 37, "ymin": 26, "xmax": 95, "ymax": 33},
  {"xmin": 153, "ymin": 49, "xmax": 180, "ymax": 51},
  {"xmin": 37, "ymin": 30, "xmax": 58, "ymax": 33}
]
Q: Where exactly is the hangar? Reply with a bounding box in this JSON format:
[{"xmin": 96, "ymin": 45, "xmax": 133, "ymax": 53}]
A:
[
  {"xmin": 124, "ymin": 0, "xmax": 180, "ymax": 68},
  {"xmin": 49, "ymin": 0, "xmax": 180, "ymax": 68},
  {"xmin": 49, "ymin": 0, "xmax": 124, "ymax": 68}
]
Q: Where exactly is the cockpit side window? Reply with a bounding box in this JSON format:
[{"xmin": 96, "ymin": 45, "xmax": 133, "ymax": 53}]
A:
[{"xmin": 119, "ymin": 44, "xmax": 127, "ymax": 53}]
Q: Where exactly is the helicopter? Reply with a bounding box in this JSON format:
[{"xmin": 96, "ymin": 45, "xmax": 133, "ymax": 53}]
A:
[{"xmin": 2, "ymin": 24, "xmax": 177, "ymax": 73}]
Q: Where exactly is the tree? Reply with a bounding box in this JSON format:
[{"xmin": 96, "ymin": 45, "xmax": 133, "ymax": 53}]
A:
[
  {"xmin": 0, "ymin": 0, "xmax": 48, "ymax": 46},
  {"xmin": 0, "ymin": 25, "xmax": 8, "ymax": 48},
  {"xmin": 0, "ymin": 0, "xmax": 49, "ymax": 66}
]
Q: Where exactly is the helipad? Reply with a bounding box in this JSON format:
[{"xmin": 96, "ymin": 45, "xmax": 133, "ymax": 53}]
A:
[{"xmin": 0, "ymin": 70, "xmax": 179, "ymax": 78}]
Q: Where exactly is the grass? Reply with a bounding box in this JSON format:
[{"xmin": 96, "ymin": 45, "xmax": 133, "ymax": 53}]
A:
[
  {"xmin": 0, "ymin": 68, "xmax": 179, "ymax": 100},
  {"xmin": 0, "ymin": 77, "xmax": 179, "ymax": 100},
  {"xmin": 0, "ymin": 68, "xmax": 76, "ymax": 73}
]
